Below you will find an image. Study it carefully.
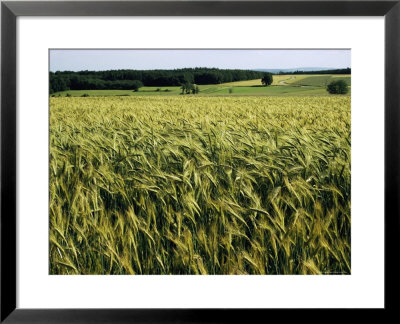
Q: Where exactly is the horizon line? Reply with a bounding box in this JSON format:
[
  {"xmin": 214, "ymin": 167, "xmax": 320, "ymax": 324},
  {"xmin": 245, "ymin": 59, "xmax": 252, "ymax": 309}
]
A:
[{"xmin": 50, "ymin": 66, "xmax": 351, "ymax": 73}]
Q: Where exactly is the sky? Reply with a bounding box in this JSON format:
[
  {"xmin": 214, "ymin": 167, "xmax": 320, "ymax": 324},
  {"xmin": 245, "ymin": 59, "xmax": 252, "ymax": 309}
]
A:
[{"xmin": 50, "ymin": 49, "xmax": 351, "ymax": 72}]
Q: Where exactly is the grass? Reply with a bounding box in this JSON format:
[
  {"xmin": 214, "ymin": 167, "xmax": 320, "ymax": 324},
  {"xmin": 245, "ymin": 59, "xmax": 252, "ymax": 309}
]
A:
[
  {"xmin": 199, "ymin": 85, "xmax": 330, "ymax": 96},
  {"xmin": 220, "ymin": 79, "xmax": 263, "ymax": 87},
  {"xmin": 52, "ymin": 74, "xmax": 351, "ymax": 98},
  {"xmin": 53, "ymin": 87, "xmax": 182, "ymax": 97},
  {"xmin": 50, "ymin": 95, "xmax": 351, "ymax": 275},
  {"xmin": 219, "ymin": 75, "xmax": 347, "ymax": 87},
  {"xmin": 291, "ymin": 76, "xmax": 351, "ymax": 87}
]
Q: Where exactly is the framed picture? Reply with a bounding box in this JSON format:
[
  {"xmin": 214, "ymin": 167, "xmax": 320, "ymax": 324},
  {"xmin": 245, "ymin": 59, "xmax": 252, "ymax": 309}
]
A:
[{"xmin": 1, "ymin": 0, "xmax": 398, "ymax": 322}]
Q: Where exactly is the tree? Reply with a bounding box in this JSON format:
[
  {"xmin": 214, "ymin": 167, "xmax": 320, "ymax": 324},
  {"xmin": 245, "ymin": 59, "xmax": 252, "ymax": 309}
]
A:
[
  {"xmin": 326, "ymin": 80, "xmax": 349, "ymax": 94},
  {"xmin": 131, "ymin": 80, "xmax": 143, "ymax": 92},
  {"xmin": 180, "ymin": 82, "xmax": 195, "ymax": 94},
  {"xmin": 261, "ymin": 73, "xmax": 273, "ymax": 86},
  {"xmin": 49, "ymin": 68, "xmax": 269, "ymax": 91},
  {"xmin": 185, "ymin": 82, "xmax": 193, "ymax": 94},
  {"xmin": 50, "ymin": 76, "xmax": 69, "ymax": 93}
]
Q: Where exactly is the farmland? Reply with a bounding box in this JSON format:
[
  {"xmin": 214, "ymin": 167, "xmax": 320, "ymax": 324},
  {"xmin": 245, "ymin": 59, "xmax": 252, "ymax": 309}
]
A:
[
  {"xmin": 50, "ymin": 95, "xmax": 351, "ymax": 275},
  {"xmin": 52, "ymin": 74, "xmax": 351, "ymax": 97}
]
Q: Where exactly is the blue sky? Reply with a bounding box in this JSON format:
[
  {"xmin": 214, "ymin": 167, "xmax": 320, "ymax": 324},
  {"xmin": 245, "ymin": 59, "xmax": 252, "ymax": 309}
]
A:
[{"xmin": 50, "ymin": 49, "xmax": 351, "ymax": 71}]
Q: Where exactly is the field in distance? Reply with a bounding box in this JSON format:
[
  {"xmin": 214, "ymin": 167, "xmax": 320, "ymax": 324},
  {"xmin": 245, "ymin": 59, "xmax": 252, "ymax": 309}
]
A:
[{"xmin": 52, "ymin": 74, "xmax": 351, "ymax": 97}]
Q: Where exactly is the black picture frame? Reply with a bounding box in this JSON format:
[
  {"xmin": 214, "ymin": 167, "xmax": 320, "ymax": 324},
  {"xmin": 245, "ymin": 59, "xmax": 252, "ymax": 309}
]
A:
[{"xmin": 1, "ymin": 0, "xmax": 399, "ymax": 322}]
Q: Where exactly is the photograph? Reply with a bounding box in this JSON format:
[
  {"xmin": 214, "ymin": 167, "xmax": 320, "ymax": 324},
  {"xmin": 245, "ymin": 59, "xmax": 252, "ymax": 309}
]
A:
[{"xmin": 49, "ymin": 49, "xmax": 351, "ymax": 275}]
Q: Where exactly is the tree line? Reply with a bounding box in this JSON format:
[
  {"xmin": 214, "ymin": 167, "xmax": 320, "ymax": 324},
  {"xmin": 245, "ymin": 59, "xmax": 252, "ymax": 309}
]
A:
[
  {"xmin": 278, "ymin": 68, "xmax": 351, "ymax": 75},
  {"xmin": 49, "ymin": 68, "xmax": 265, "ymax": 93}
]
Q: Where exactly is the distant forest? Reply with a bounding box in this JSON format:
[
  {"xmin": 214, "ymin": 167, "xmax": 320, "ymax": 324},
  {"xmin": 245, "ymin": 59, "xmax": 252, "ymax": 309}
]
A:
[
  {"xmin": 49, "ymin": 68, "xmax": 265, "ymax": 93},
  {"xmin": 49, "ymin": 67, "xmax": 351, "ymax": 93},
  {"xmin": 278, "ymin": 68, "xmax": 351, "ymax": 75}
]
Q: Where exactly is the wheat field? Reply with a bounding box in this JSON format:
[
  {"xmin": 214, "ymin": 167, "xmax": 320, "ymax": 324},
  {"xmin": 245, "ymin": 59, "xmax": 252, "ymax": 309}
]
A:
[{"xmin": 50, "ymin": 96, "xmax": 351, "ymax": 275}]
